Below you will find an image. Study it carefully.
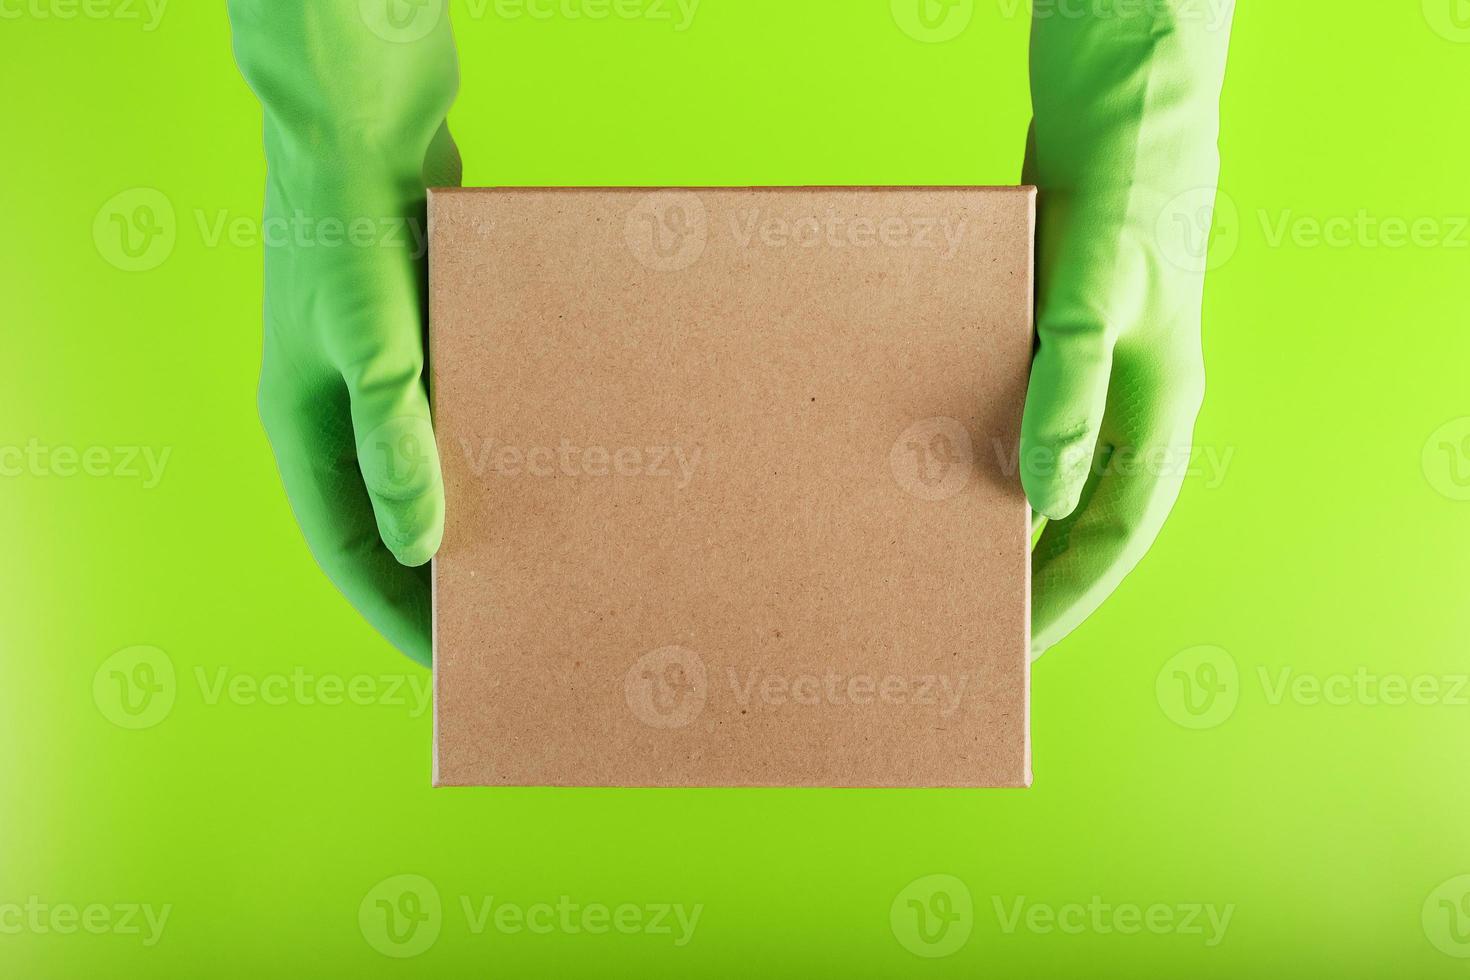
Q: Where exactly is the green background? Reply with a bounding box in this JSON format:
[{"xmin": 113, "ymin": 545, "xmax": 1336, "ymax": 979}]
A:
[{"xmin": 5, "ymin": 0, "xmax": 1470, "ymax": 975}]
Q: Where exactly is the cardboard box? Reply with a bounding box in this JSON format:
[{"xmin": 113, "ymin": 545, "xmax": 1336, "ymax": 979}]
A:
[{"xmin": 430, "ymin": 187, "xmax": 1034, "ymax": 787}]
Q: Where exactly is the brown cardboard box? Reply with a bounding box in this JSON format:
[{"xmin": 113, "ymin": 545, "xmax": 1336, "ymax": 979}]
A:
[{"xmin": 430, "ymin": 187, "xmax": 1033, "ymax": 787}]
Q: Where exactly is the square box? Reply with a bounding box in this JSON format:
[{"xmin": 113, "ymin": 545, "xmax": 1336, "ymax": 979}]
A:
[{"xmin": 430, "ymin": 186, "xmax": 1034, "ymax": 787}]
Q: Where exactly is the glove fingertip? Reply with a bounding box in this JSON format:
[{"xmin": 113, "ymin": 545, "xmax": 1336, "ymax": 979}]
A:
[
  {"xmin": 1024, "ymin": 479, "xmax": 1082, "ymax": 522},
  {"xmin": 372, "ymin": 490, "xmax": 444, "ymax": 568},
  {"xmin": 1021, "ymin": 442, "xmax": 1089, "ymax": 521},
  {"xmin": 390, "ymin": 534, "xmax": 439, "ymax": 569}
]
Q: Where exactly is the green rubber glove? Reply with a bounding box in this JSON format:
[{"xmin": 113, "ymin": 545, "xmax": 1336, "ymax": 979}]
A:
[
  {"xmin": 229, "ymin": 0, "xmax": 461, "ymax": 665},
  {"xmin": 1023, "ymin": 4, "xmax": 1234, "ymax": 656}
]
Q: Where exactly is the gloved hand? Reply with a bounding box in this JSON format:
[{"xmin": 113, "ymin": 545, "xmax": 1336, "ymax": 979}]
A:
[
  {"xmin": 1022, "ymin": 4, "xmax": 1235, "ymax": 655},
  {"xmin": 229, "ymin": 0, "xmax": 461, "ymax": 664}
]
